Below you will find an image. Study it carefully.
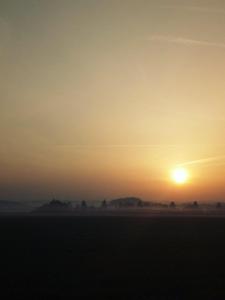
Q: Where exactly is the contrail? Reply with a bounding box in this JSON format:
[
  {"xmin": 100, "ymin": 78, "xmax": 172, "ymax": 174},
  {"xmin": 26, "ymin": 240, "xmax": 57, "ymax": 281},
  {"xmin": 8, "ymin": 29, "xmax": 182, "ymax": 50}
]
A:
[
  {"xmin": 56, "ymin": 144, "xmax": 179, "ymax": 149},
  {"xmin": 147, "ymin": 35, "xmax": 225, "ymax": 49},
  {"xmin": 178, "ymin": 155, "xmax": 225, "ymax": 167}
]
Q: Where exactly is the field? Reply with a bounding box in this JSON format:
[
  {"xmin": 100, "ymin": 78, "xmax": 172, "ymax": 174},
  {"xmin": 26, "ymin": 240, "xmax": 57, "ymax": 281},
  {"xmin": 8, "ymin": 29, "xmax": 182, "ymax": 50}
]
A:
[{"xmin": 0, "ymin": 216, "xmax": 225, "ymax": 299}]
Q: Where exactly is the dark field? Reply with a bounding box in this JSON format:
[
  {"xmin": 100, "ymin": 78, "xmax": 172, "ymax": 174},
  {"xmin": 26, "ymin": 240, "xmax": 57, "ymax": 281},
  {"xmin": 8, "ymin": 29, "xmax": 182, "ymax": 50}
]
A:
[{"xmin": 1, "ymin": 216, "xmax": 225, "ymax": 299}]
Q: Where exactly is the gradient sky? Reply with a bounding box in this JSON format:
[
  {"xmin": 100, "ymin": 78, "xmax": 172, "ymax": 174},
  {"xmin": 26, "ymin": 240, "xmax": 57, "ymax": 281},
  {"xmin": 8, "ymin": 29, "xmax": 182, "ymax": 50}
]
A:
[{"xmin": 1, "ymin": 0, "xmax": 225, "ymax": 201}]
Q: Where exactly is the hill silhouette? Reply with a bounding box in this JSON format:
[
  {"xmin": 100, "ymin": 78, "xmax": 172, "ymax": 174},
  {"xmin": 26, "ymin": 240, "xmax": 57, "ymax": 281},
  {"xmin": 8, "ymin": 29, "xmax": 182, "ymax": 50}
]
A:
[{"xmin": 34, "ymin": 199, "xmax": 73, "ymax": 213}]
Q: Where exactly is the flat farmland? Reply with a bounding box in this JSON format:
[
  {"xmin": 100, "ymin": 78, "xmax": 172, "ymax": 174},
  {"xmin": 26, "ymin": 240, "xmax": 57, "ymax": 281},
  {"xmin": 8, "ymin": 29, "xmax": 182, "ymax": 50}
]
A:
[{"xmin": 0, "ymin": 216, "xmax": 225, "ymax": 299}]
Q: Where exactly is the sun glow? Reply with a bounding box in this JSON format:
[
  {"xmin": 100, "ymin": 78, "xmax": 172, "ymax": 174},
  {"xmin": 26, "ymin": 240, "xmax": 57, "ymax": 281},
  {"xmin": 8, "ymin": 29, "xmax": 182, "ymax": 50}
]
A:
[{"xmin": 171, "ymin": 167, "xmax": 189, "ymax": 184}]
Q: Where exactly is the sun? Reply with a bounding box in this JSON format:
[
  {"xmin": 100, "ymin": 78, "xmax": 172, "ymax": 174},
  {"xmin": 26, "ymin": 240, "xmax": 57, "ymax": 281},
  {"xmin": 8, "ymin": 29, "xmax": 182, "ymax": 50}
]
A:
[{"xmin": 171, "ymin": 167, "xmax": 189, "ymax": 184}]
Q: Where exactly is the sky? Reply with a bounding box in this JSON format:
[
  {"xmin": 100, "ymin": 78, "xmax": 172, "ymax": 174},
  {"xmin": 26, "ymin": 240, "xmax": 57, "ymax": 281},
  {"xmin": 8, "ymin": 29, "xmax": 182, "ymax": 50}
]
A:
[{"xmin": 1, "ymin": 0, "xmax": 225, "ymax": 202}]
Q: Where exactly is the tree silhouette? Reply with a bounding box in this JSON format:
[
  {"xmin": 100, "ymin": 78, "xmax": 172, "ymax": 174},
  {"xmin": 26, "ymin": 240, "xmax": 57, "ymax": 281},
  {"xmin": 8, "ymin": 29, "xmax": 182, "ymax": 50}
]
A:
[
  {"xmin": 137, "ymin": 200, "xmax": 143, "ymax": 207},
  {"xmin": 216, "ymin": 202, "xmax": 222, "ymax": 209},
  {"xmin": 192, "ymin": 201, "xmax": 199, "ymax": 208},
  {"xmin": 169, "ymin": 201, "xmax": 176, "ymax": 208},
  {"xmin": 101, "ymin": 199, "xmax": 107, "ymax": 208},
  {"xmin": 81, "ymin": 200, "xmax": 87, "ymax": 209}
]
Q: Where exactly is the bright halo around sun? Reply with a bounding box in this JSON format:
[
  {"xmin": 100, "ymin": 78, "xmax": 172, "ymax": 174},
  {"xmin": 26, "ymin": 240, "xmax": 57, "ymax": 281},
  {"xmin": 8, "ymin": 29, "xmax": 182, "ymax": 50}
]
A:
[{"xmin": 171, "ymin": 167, "xmax": 189, "ymax": 184}]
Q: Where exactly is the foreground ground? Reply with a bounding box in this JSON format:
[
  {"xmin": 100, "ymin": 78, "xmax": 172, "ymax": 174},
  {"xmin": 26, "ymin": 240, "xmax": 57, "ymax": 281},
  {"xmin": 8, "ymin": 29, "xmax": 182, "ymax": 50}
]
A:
[{"xmin": 0, "ymin": 216, "xmax": 225, "ymax": 299}]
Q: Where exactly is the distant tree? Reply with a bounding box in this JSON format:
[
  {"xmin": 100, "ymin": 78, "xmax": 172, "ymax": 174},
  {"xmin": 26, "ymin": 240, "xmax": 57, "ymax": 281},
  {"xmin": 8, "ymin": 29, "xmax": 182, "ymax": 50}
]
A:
[
  {"xmin": 193, "ymin": 201, "xmax": 199, "ymax": 208},
  {"xmin": 137, "ymin": 200, "xmax": 143, "ymax": 207},
  {"xmin": 216, "ymin": 202, "xmax": 222, "ymax": 209},
  {"xmin": 81, "ymin": 200, "xmax": 87, "ymax": 209},
  {"xmin": 101, "ymin": 199, "xmax": 107, "ymax": 208},
  {"xmin": 143, "ymin": 201, "xmax": 151, "ymax": 207},
  {"xmin": 169, "ymin": 201, "xmax": 176, "ymax": 208}
]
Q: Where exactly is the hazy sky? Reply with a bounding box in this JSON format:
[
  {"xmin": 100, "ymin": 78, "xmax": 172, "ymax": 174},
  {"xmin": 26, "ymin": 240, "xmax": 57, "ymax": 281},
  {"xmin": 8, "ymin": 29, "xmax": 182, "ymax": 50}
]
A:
[{"xmin": 1, "ymin": 0, "xmax": 225, "ymax": 201}]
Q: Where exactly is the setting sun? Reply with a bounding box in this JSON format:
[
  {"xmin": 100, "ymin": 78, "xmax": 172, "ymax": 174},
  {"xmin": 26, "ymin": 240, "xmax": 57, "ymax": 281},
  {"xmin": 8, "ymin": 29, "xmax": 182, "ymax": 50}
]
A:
[{"xmin": 171, "ymin": 167, "xmax": 189, "ymax": 185}]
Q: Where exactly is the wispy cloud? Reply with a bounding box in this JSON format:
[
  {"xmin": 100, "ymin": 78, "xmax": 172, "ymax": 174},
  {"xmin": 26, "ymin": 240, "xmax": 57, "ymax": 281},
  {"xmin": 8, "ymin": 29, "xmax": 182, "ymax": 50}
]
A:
[
  {"xmin": 179, "ymin": 155, "xmax": 225, "ymax": 167},
  {"xmin": 147, "ymin": 35, "xmax": 225, "ymax": 49},
  {"xmin": 159, "ymin": 5, "xmax": 225, "ymax": 15}
]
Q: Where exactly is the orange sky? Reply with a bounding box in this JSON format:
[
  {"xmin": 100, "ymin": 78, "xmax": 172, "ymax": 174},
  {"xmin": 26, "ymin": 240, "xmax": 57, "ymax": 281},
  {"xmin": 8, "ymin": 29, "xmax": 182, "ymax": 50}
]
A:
[{"xmin": 1, "ymin": 0, "xmax": 225, "ymax": 201}]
